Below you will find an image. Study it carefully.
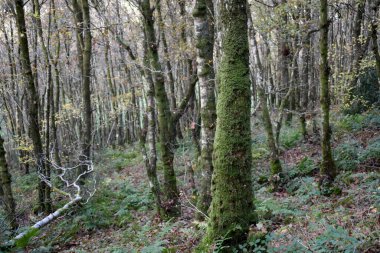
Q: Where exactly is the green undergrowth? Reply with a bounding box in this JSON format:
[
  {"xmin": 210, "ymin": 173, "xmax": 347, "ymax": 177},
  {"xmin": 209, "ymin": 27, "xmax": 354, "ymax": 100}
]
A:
[
  {"xmin": 248, "ymin": 110, "xmax": 380, "ymax": 253},
  {"xmin": 25, "ymin": 177, "xmax": 154, "ymax": 251},
  {"xmin": 334, "ymin": 109, "xmax": 380, "ymax": 137},
  {"xmin": 334, "ymin": 137, "xmax": 380, "ymax": 172},
  {"xmin": 279, "ymin": 124, "xmax": 302, "ymax": 149},
  {"xmin": 252, "ymin": 168, "xmax": 379, "ymax": 252},
  {"xmin": 3, "ymin": 110, "xmax": 379, "ymax": 252},
  {"xmin": 101, "ymin": 148, "xmax": 142, "ymax": 172}
]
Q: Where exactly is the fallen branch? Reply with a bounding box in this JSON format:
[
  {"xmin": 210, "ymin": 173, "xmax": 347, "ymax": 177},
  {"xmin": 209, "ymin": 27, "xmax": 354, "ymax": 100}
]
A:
[
  {"xmin": 12, "ymin": 195, "xmax": 81, "ymax": 244},
  {"xmin": 3, "ymin": 157, "xmax": 96, "ymax": 249}
]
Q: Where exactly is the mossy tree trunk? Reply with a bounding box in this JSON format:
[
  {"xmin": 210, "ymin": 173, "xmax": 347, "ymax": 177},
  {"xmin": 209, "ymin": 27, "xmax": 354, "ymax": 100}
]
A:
[
  {"xmin": 299, "ymin": 3, "xmax": 311, "ymax": 140},
  {"xmin": 319, "ymin": 0, "xmax": 337, "ymax": 190},
  {"xmin": 252, "ymin": 29, "xmax": 282, "ymax": 190},
  {"xmin": 141, "ymin": 0, "xmax": 180, "ymax": 217},
  {"xmin": 115, "ymin": 16, "xmax": 165, "ymax": 215},
  {"xmin": 14, "ymin": 0, "xmax": 47, "ymax": 213},
  {"xmin": 0, "ymin": 132, "xmax": 17, "ymax": 230},
  {"xmin": 348, "ymin": 0, "xmax": 367, "ymax": 93},
  {"xmin": 156, "ymin": 2, "xmax": 176, "ymax": 111},
  {"xmin": 193, "ymin": 0, "xmax": 216, "ymax": 221},
  {"xmin": 203, "ymin": 0, "xmax": 256, "ymax": 248},
  {"xmin": 370, "ymin": 1, "xmax": 380, "ymax": 88},
  {"xmin": 139, "ymin": 38, "xmax": 165, "ymax": 218},
  {"xmin": 259, "ymin": 88, "xmax": 282, "ymax": 181}
]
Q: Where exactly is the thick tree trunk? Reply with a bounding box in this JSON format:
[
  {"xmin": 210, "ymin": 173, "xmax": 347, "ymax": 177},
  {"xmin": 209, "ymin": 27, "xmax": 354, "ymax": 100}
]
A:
[
  {"xmin": 319, "ymin": 0, "xmax": 337, "ymax": 192},
  {"xmin": 203, "ymin": 0, "xmax": 256, "ymax": 248},
  {"xmin": 193, "ymin": 0, "xmax": 216, "ymax": 221}
]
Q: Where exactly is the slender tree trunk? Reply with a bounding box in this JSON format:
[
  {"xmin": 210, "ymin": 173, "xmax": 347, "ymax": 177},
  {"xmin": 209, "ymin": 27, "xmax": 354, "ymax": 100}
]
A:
[
  {"xmin": 33, "ymin": 0, "xmax": 53, "ymax": 213},
  {"xmin": 50, "ymin": 0, "xmax": 62, "ymax": 171},
  {"xmin": 203, "ymin": 0, "xmax": 256, "ymax": 248},
  {"xmin": 140, "ymin": 43, "xmax": 164, "ymax": 217},
  {"xmin": 300, "ymin": 7, "xmax": 311, "ymax": 140},
  {"xmin": 370, "ymin": 1, "xmax": 380, "ymax": 87},
  {"xmin": 252, "ymin": 29, "xmax": 283, "ymax": 190},
  {"xmin": 72, "ymin": 0, "xmax": 84, "ymax": 72},
  {"xmin": 81, "ymin": 0, "xmax": 93, "ymax": 165},
  {"xmin": 0, "ymin": 132, "xmax": 17, "ymax": 230},
  {"xmin": 193, "ymin": 0, "xmax": 216, "ymax": 220},
  {"xmin": 156, "ymin": 2, "xmax": 177, "ymax": 111},
  {"xmin": 319, "ymin": 0, "xmax": 337, "ymax": 192},
  {"xmin": 14, "ymin": 0, "xmax": 47, "ymax": 213},
  {"xmin": 141, "ymin": 0, "xmax": 180, "ymax": 217},
  {"xmin": 348, "ymin": 0, "xmax": 366, "ymax": 93},
  {"xmin": 104, "ymin": 37, "xmax": 119, "ymax": 146}
]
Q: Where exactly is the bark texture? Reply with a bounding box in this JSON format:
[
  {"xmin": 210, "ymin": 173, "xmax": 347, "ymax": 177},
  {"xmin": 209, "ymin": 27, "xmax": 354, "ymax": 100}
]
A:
[
  {"xmin": 81, "ymin": 0, "xmax": 93, "ymax": 163},
  {"xmin": 141, "ymin": 0, "xmax": 180, "ymax": 217},
  {"xmin": 319, "ymin": 0, "xmax": 337, "ymax": 191},
  {"xmin": 203, "ymin": 0, "xmax": 256, "ymax": 248},
  {"xmin": 14, "ymin": 0, "xmax": 47, "ymax": 212},
  {"xmin": 193, "ymin": 0, "xmax": 216, "ymax": 220},
  {"xmin": 0, "ymin": 132, "xmax": 17, "ymax": 229}
]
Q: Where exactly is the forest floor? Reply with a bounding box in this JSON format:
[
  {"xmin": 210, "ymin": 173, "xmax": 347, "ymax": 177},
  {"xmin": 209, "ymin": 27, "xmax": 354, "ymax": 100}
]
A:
[{"xmin": 1, "ymin": 109, "xmax": 379, "ymax": 252}]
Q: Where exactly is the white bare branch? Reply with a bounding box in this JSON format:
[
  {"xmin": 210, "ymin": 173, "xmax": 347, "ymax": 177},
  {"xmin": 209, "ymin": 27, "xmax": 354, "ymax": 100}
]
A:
[{"xmin": 8, "ymin": 157, "xmax": 96, "ymax": 247}]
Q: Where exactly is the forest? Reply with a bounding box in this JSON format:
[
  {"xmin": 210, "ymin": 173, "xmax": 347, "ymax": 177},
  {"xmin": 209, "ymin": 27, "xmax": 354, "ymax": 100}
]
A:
[{"xmin": 0, "ymin": 0, "xmax": 379, "ymax": 252}]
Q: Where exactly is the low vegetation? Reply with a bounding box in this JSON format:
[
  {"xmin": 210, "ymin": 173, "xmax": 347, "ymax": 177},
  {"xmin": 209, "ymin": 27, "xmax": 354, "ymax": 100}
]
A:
[{"xmin": 1, "ymin": 110, "xmax": 378, "ymax": 252}]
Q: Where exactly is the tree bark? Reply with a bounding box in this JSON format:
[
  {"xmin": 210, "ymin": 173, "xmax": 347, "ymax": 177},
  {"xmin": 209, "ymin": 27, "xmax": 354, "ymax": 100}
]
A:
[
  {"xmin": 347, "ymin": 0, "xmax": 367, "ymax": 97},
  {"xmin": 251, "ymin": 28, "xmax": 283, "ymax": 190},
  {"xmin": 33, "ymin": 0, "xmax": 53, "ymax": 213},
  {"xmin": 79, "ymin": 0, "xmax": 93, "ymax": 178},
  {"xmin": 193, "ymin": 0, "xmax": 216, "ymax": 221},
  {"xmin": 300, "ymin": 4, "xmax": 311, "ymax": 140},
  {"xmin": 141, "ymin": 0, "xmax": 180, "ymax": 217},
  {"xmin": 14, "ymin": 0, "xmax": 47, "ymax": 213},
  {"xmin": 203, "ymin": 0, "xmax": 256, "ymax": 248},
  {"xmin": 319, "ymin": 0, "xmax": 337, "ymax": 192},
  {"xmin": 0, "ymin": 131, "xmax": 17, "ymax": 230},
  {"xmin": 370, "ymin": 1, "xmax": 380, "ymax": 87}
]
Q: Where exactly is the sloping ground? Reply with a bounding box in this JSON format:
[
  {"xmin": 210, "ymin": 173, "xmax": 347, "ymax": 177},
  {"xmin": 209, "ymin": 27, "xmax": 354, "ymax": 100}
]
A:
[
  {"xmin": 1, "ymin": 109, "xmax": 379, "ymax": 252},
  {"xmin": 251, "ymin": 110, "xmax": 380, "ymax": 253}
]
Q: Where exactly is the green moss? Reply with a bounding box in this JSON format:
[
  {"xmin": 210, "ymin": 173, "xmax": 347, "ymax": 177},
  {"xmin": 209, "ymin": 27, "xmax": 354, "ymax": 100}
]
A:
[
  {"xmin": 203, "ymin": 1, "xmax": 255, "ymax": 249},
  {"xmin": 15, "ymin": 227, "xmax": 40, "ymax": 249},
  {"xmin": 270, "ymin": 159, "xmax": 282, "ymax": 175},
  {"xmin": 319, "ymin": 0, "xmax": 337, "ymax": 183}
]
